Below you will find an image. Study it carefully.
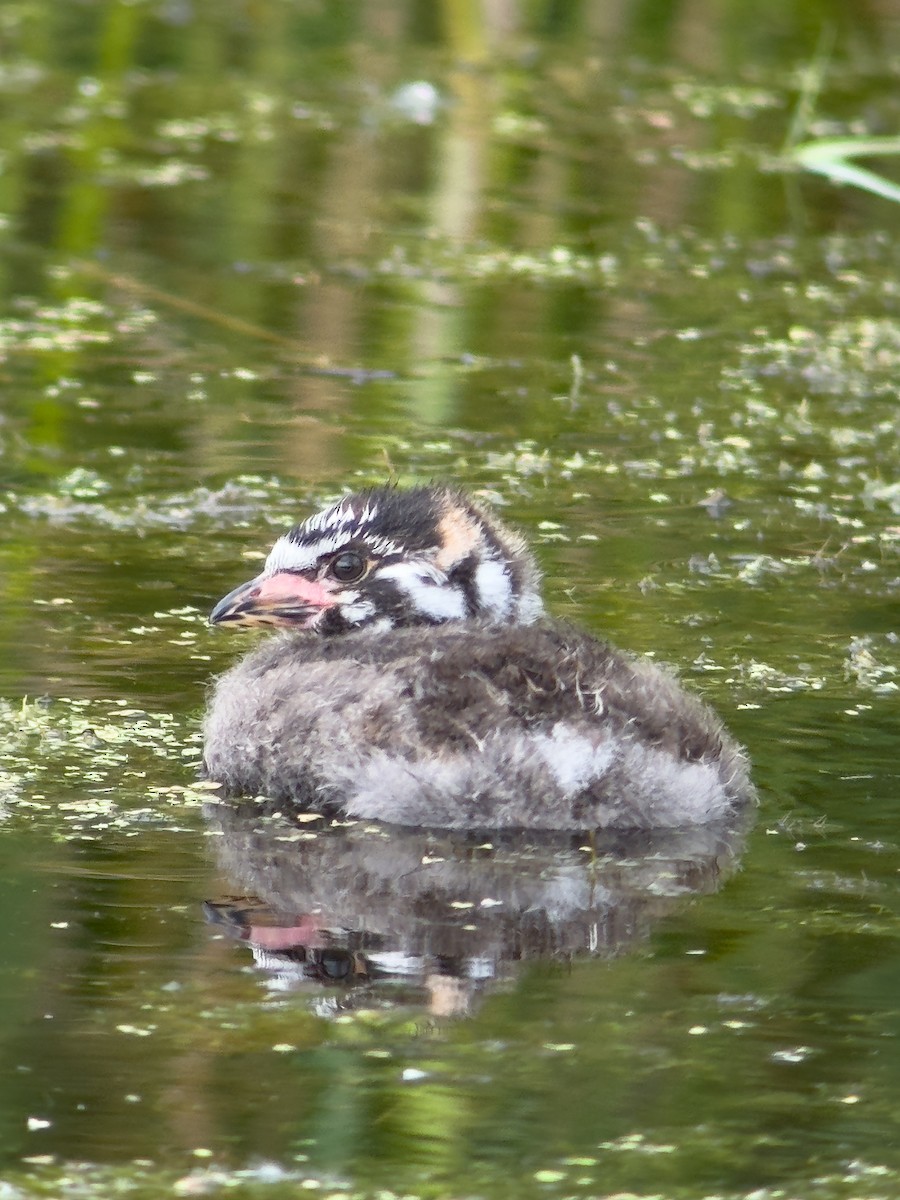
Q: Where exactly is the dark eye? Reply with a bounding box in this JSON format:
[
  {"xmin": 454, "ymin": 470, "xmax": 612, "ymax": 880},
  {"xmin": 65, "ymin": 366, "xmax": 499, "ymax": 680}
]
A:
[{"xmin": 329, "ymin": 550, "xmax": 366, "ymax": 583}]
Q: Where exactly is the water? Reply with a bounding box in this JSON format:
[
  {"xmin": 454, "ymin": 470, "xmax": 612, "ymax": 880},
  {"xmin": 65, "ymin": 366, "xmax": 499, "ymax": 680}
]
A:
[{"xmin": 0, "ymin": 2, "xmax": 898, "ymax": 1196}]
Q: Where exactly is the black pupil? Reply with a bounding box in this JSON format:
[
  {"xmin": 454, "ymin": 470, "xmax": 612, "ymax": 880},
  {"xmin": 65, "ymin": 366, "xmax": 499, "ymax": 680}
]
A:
[{"xmin": 331, "ymin": 551, "xmax": 364, "ymax": 582}]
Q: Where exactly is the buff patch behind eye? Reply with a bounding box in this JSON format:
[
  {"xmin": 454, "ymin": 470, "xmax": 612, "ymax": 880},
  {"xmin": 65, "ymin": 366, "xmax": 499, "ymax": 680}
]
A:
[{"xmin": 433, "ymin": 506, "xmax": 481, "ymax": 571}]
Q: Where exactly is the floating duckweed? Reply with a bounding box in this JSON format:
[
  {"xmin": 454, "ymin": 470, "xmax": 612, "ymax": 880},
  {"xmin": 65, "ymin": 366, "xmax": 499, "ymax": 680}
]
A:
[
  {"xmin": 463, "ymin": 246, "xmax": 618, "ymax": 283},
  {"xmin": 733, "ymin": 318, "xmax": 900, "ymax": 399},
  {"xmin": 737, "ymin": 662, "xmax": 828, "ymax": 693},
  {"xmin": 598, "ymin": 1132, "xmax": 677, "ymax": 1154},
  {"xmin": 0, "ymin": 296, "xmax": 113, "ymax": 355},
  {"xmin": 861, "ymin": 478, "xmax": 900, "ymax": 513},
  {"xmin": 16, "ymin": 479, "xmax": 295, "ymax": 532},
  {"xmin": 0, "ymin": 697, "xmax": 202, "ymax": 835},
  {"xmin": 845, "ymin": 637, "xmax": 898, "ymax": 692},
  {"xmin": 672, "ymin": 81, "xmax": 782, "ymax": 118},
  {"xmin": 735, "ymin": 555, "xmax": 790, "ymax": 584}
]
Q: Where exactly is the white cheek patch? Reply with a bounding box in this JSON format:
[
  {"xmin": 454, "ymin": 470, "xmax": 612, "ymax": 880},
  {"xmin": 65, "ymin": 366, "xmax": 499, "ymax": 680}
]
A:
[
  {"xmin": 377, "ymin": 562, "xmax": 466, "ymax": 621},
  {"xmin": 413, "ymin": 586, "xmax": 467, "ymax": 621},
  {"xmin": 473, "ymin": 559, "xmax": 513, "ymax": 618},
  {"xmin": 409, "ymin": 560, "xmax": 447, "ymax": 587},
  {"xmin": 377, "ymin": 561, "xmax": 445, "ymax": 587},
  {"xmin": 340, "ymin": 597, "xmax": 377, "ymax": 625}
]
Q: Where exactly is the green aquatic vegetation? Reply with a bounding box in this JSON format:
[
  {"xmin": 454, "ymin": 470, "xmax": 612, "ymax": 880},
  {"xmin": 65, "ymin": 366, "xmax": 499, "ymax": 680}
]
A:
[
  {"xmin": 844, "ymin": 637, "xmax": 898, "ymax": 694},
  {"xmin": 455, "ymin": 244, "xmax": 620, "ymax": 284},
  {"xmin": 671, "ymin": 81, "xmax": 782, "ymax": 119},
  {"xmin": 102, "ymin": 159, "xmax": 210, "ymax": 188},
  {"xmin": 861, "ymin": 478, "xmax": 900, "ymax": 514},
  {"xmin": 733, "ymin": 318, "xmax": 900, "ymax": 399},
  {"xmin": 157, "ymin": 113, "xmax": 245, "ymax": 145},
  {"xmin": 0, "ymin": 297, "xmax": 114, "ymax": 358},
  {"xmin": 732, "ymin": 660, "xmax": 828, "ymax": 695},
  {"xmin": 792, "ymin": 135, "xmax": 900, "ymax": 205},
  {"xmin": 0, "ymin": 10, "xmax": 896, "ymax": 1196},
  {"xmin": 14, "ymin": 478, "xmax": 296, "ymax": 532},
  {"xmin": 57, "ymin": 467, "xmax": 111, "ymax": 499},
  {"xmin": 0, "ymin": 696, "xmax": 205, "ymax": 835}
]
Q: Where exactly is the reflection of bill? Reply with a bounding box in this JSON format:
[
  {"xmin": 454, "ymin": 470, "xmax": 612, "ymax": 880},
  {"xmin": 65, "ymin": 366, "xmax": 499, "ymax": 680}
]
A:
[
  {"xmin": 204, "ymin": 899, "xmax": 371, "ymax": 986},
  {"xmin": 203, "ymin": 799, "xmax": 752, "ymax": 1017}
]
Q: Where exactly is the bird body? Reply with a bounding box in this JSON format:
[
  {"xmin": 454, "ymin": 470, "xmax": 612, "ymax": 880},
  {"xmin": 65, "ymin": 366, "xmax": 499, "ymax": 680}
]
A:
[{"xmin": 203, "ymin": 486, "xmax": 753, "ymax": 830}]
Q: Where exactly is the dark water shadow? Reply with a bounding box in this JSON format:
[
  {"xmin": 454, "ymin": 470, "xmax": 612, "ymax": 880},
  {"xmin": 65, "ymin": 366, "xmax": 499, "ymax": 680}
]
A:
[{"xmin": 203, "ymin": 799, "xmax": 752, "ymax": 1017}]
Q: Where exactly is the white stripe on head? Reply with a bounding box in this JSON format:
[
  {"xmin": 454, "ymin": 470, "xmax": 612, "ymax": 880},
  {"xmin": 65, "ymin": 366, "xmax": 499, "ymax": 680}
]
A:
[
  {"xmin": 265, "ymin": 532, "xmax": 336, "ymax": 573},
  {"xmin": 473, "ymin": 559, "xmax": 513, "ymax": 619},
  {"xmin": 358, "ymin": 499, "xmax": 379, "ymax": 525},
  {"xmin": 265, "ymin": 530, "xmax": 405, "ymax": 575},
  {"xmin": 366, "ymin": 535, "xmax": 403, "ymax": 557},
  {"xmin": 305, "ymin": 498, "xmax": 357, "ymax": 533},
  {"xmin": 264, "ymin": 498, "xmax": 392, "ymax": 575},
  {"xmin": 377, "ymin": 562, "xmax": 466, "ymax": 621},
  {"xmin": 307, "ymin": 497, "xmax": 379, "ymax": 534}
]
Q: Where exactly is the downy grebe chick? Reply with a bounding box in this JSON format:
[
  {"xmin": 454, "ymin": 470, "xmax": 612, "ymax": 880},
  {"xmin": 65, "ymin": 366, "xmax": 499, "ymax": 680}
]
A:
[{"xmin": 203, "ymin": 485, "xmax": 753, "ymax": 829}]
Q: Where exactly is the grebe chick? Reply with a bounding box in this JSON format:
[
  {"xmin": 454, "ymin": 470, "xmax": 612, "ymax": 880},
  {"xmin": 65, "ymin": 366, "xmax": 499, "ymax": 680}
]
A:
[{"xmin": 203, "ymin": 485, "xmax": 753, "ymax": 830}]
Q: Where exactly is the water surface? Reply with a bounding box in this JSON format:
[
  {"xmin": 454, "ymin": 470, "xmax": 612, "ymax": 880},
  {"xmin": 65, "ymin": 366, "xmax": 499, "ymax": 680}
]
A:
[{"xmin": 0, "ymin": 2, "xmax": 899, "ymax": 1197}]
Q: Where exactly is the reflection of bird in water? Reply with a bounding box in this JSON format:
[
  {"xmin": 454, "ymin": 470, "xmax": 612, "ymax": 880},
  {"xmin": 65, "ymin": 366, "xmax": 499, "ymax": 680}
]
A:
[
  {"xmin": 204, "ymin": 485, "xmax": 753, "ymax": 829},
  {"xmin": 203, "ymin": 897, "xmax": 371, "ymax": 988},
  {"xmin": 204, "ymin": 803, "xmax": 752, "ymax": 1015}
]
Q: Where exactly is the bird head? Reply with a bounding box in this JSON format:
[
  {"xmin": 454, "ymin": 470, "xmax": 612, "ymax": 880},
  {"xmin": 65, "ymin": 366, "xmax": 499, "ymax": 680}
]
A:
[{"xmin": 209, "ymin": 485, "xmax": 544, "ymax": 635}]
